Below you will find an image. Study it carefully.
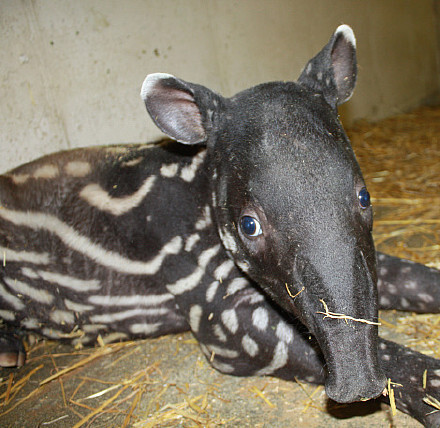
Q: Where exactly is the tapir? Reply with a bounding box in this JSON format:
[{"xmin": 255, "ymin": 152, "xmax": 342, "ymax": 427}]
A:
[{"xmin": 0, "ymin": 25, "xmax": 439, "ymax": 426}]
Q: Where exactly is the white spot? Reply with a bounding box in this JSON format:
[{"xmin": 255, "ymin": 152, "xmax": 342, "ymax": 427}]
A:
[
  {"xmin": 306, "ymin": 63, "xmax": 312, "ymax": 74},
  {"xmin": 160, "ymin": 163, "xmax": 179, "ymax": 178},
  {"xmin": 79, "ymin": 176, "xmax": 156, "ymax": 216},
  {"xmin": 36, "ymin": 270, "xmax": 101, "ymax": 292},
  {"xmin": 400, "ymin": 297, "xmax": 410, "ymax": 308},
  {"xmin": 381, "ymin": 354, "xmax": 391, "ymax": 361},
  {"xmin": 409, "ymin": 376, "xmax": 418, "ymax": 383},
  {"xmin": 430, "ymin": 379, "xmax": 440, "ymax": 388},
  {"xmin": 386, "ymin": 283, "xmax": 397, "ymax": 294},
  {"xmin": 242, "ymin": 334, "xmax": 259, "ymax": 357},
  {"xmin": 419, "ymin": 293, "xmax": 434, "ymax": 303},
  {"xmin": 120, "ymin": 157, "xmax": 143, "ymax": 168},
  {"xmin": 189, "ymin": 304, "xmax": 203, "ymax": 333},
  {"xmin": 405, "ymin": 281, "xmax": 417, "ymax": 290},
  {"xmin": 184, "ymin": 233, "xmax": 200, "ymax": 252},
  {"xmin": 0, "ymin": 207, "xmax": 183, "ymax": 276},
  {"xmin": 0, "ymin": 310, "xmax": 15, "ymax": 321},
  {"xmin": 50, "ymin": 309, "xmax": 75, "ymax": 325},
  {"xmin": 379, "ymin": 296, "xmax": 390, "ymax": 307},
  {"xmin": 88, "ymin": 293, "xmax": 173, "ymax": 307},
  {"xmin": 252, "ymin": 307, "xmax": 269, "ymax": 331},
  {"xmin": 64, "ymin": 299, "xmax": 94, "ymax": 312},
  {"xmin": 33, "ymin": 164, "xmax": 59, "ymax": 179},
  {"xmin": 0, "ymin": 246, "xmax": 50, "ymax": 265},
  {"xmin": 379, "ymin": 267, "xmax": 388, "ymax": 276},
  {"xmin": 64, "ymin": 161, "xmax": 91, "ymax": 177},
  {"xmin": 256, "ymin": 341, "xmax": 288, "ymax": 375},
  {"xmin": 206, "ymin": 280, "xmax": 219, "ymax": 303},
  {"xmin": 275, "ymin": 321, "xmax": 294, "ymax": 344},
  {"xmin": 167, "ymin": 245, "xmax": 220, "ymax": 295},
  {"xmin": 221, "ymin": 309, "xmax": 238, "ymax": 334},
  {"xmin": 180, "ymin": 150, "xmax": 206, "ymax": 182},
  {"xmin": 213, "ymin": 324, "xmax": 227, "ymax": 342},
  {"xmin": 214, "ymin": 260, "xmax": 235, "ymax": 281},
  {"xmin": 4, "ymin": 277, "xmax": 53, "ymax": 304},
  {"xmin": 378, "ymin": 253, "xmax": 386, "ymax": 262},
  {"xmin": 433, "ymin": 369, "xmax": 440, "ymax": 376},
  {"xmin": 379, "ymin": 342, "xmax": 387, "ymax": 350},
  {"xmin": 317, "ymin": 71, "xmax": 323, "ymax": 81},
  {"xmin": 335, "ymin": 24, "xmax": 356, "ymax": 48}
]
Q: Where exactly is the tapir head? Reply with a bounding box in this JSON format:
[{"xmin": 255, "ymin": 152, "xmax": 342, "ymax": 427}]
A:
[{"xmin": 141, "ymin": 25, "xmax": 386, "ymax": 403}]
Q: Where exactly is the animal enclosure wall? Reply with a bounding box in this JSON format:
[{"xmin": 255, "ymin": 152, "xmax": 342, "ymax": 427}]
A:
[{"xmin": 1, "ymin": 0, "xmax": 439, "ymax": 171}]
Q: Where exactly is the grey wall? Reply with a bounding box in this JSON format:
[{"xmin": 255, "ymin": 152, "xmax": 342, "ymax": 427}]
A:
[{"xmin": 1, "ymin": 0, "xmax": 439, "ymax": 171}]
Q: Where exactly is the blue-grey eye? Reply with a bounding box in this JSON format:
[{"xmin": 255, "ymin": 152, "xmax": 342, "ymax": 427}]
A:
[
  {"xmin": 240, "ymin": 216, "xmax": 262, "ymax": 237},
  {"xmin": 358, "ymin": 187, "xmax": 371, "ymax": 209}
]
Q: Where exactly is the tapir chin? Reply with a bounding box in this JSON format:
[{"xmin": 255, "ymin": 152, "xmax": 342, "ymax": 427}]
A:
[{"xmin": 0, "ymin": 25, "xmax": 439, "ymax": 426}]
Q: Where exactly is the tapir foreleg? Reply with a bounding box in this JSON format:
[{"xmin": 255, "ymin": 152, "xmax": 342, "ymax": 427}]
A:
[{"xmin": 377, "ymin": 252, "xmax": 440, "ymax": 313}]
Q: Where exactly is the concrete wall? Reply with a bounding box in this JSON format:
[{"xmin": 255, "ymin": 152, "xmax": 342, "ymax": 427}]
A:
[{"xmin": 1, "ymin": 0, "xmax": 439, "ymax": 171}]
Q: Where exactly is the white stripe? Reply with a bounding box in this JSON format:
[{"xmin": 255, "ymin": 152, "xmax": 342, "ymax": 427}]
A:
[
  {"xmin": 0, "ymin": 208, "xmax": 183, "ymax": 276},
  {"xmin": 160, "ymin": 163, "xmax": 179, "ymax": 178},
  {"xmin": 0, "ymin": 309, "xmax": 15, "ymax": 321},
  {"xmin": 64, "ymin": 299, "xmax": 95, "ymax": 312},
  {"xmin": 226, "ymin": 277, "xmax": 248, "ymax": 296},
  {"xmin": 129, "ymin": 323, "xmax": 161, "ymax": 335},
  {"xmin": 206, "ymin": 281, "xmax": 219, "ymax": 303},
  {"xmin": 214, "ymin": 259, "xmax": 235, "ymax": 281},
  {"xmin": 206, "ymin": 344, "xmax": 239, "ymax": 359},
  {"xmin": 90, "ymin": 307, "xmax": 169, "ymax": 323},
  {"xmin": 64, "ymin": 161, "xmax": 91, "ymax": 177},
  {"xmin": 221, "ymin": 309, "xmax": 238, "ymax": 334},
  {"xmin": 22, "ymin": 318, "xmax": 40, "ymax": 329},
  {"xmin": 256, "ymin": 341, "xmax": 288, "ymax": 375},
  {"xmin": 36, "ymin": 270, "xmax": 101, "ymax": 292},
  {"xmin": 166, "ymin": 245, "xmax": 220, "ymax": 295},
  {"xmin": 51, "ymin": 309, "xmax": 75, "ymax": 325},
  {"xmin": 101, "ymin": 332, "xmax": 129, "ymax": 343},
  {"xmin": 79, "ymin": 175, "xmax": 156, "ymax": 216},
  {"xmin": 180, "ymin": 150, "xmax": 206, "ymax": 182},
  {"xmin": 242, "ymin": 334, "xmax": 259, "ymax": 357},
  {"xmin": 189, "ymin": 304, "xmax": 203, "ymax": 333},
  {"xmin": 88, "ymin": 293, "xmax": 173, "ymax": 307},
  {"xmin": 4, "ymin": 277, "xmax": 53, "ymax": 304},
  {"xmin": 0, "ymin": 246, "xmax": 50, "ymax": 265}
]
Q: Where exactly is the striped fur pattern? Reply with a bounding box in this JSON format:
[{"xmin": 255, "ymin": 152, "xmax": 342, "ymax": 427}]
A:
[{"xmin": 1, "ymin": 26, "xmax": 440, "ymax": 426}]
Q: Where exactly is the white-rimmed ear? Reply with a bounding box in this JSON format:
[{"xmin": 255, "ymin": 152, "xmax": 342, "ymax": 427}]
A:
[
  {"xmin": 298, "ymin": 25, "xmax": 357, "ymax": 107},
  {"xmin": 141, "ymin": 73, "xmax": 219, "ymax": 145}
]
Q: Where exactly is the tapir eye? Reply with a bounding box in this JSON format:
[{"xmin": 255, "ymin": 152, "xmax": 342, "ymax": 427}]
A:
[
  {"xmin": 240, "ymin": 216, "xmax": 263, "ymax": 237},
  {"xmin": 358, "ymin": 187, "xmax": 371, "ymax": 209}
]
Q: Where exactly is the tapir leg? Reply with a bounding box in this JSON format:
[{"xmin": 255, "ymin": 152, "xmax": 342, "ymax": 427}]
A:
[
  {"xmin": 376, "ymin": 252, "xmax": 440, "ymax": 313},
  {"xmin": 167, "ymin": 251, "xmax": 440, "ymax": 426}
]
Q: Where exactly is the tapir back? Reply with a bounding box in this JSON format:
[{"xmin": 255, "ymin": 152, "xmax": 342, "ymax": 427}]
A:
[{"xmin": 0, "ymin": 141, "xmax": 211, "ymax": 344}]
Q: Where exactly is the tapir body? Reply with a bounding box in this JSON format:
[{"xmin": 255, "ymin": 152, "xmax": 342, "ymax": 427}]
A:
[{"xmin": 0, "ymin": 26, "xmax": 440, "ymax": 426}]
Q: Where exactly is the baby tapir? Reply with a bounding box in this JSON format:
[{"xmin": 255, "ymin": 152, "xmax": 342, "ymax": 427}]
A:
[{"xmin": 1, "ymin": 25, "xmax": 440, "ymax": 426}]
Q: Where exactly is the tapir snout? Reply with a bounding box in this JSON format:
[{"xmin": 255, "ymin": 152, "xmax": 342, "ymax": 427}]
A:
[{"xmin": 290, "ymin": 249, "xmax": 387, "ymax": 402}]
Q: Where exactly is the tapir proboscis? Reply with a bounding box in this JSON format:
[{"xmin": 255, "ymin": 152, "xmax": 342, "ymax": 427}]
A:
[{"xmin": 0, "ymin": 25, "xmax": 439, "ymax": 426}]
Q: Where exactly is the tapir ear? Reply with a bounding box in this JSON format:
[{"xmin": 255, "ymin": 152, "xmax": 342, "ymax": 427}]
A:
[
  {"xmin": 298, "ymin": 25, "xmax": 357, "ymax": 107},
  {"xmin": 141, "ymin": 73, "xmax": 219, "ymax": 144}
]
